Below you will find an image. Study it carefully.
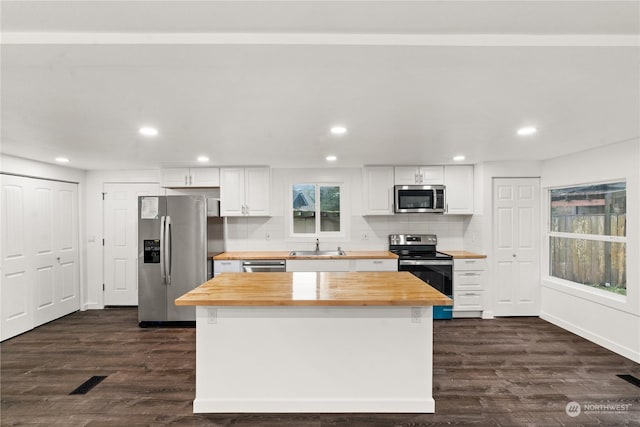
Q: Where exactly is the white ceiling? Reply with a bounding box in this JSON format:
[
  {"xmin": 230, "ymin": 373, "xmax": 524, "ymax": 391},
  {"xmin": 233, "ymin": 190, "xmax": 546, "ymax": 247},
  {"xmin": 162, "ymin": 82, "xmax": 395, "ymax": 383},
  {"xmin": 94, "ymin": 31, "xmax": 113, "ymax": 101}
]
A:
[{"xmin": 1, "ymin": 1, "xmax": 639, "ymax": 170}]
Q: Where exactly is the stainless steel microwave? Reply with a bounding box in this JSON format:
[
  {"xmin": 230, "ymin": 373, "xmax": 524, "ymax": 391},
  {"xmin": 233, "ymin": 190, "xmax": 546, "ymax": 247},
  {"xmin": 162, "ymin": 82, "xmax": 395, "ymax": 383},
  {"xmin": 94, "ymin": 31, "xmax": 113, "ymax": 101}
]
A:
[{"xmin": 394, "ymin": 185, "xmax": 446, "ymax": 213}]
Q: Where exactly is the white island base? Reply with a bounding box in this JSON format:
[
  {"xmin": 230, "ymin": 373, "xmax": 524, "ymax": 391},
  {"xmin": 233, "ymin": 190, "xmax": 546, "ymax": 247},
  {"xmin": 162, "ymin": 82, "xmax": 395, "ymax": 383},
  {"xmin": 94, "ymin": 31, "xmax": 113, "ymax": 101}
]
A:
[{"xmin": 193, "ymin": 305, "xmax": 435, "ymax": 413}]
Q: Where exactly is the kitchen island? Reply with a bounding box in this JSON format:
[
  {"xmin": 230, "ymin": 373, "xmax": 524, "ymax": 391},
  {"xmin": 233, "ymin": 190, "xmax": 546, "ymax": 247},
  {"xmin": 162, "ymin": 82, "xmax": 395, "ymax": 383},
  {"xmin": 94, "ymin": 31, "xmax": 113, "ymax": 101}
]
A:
[{"xmin": 175, "ymin": 271, "xmax": 451, "ymax": 413}]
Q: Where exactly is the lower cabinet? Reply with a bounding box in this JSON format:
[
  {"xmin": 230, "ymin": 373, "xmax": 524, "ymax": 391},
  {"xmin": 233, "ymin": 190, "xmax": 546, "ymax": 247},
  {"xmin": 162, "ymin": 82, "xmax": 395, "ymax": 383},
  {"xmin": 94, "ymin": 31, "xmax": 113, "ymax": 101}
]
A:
[
  {"xmin": 215, "ymin": 258, "xmax": 398, "ymax": 275},
  {"xmin": 286, "ymin": 258, "xmax": 397, "ymax": 272},
  {"xmin": 286, "ymin": 259, "xmax": 351, "ymax": 272},
  {"xmin": 453, "ymin": 258, "xmax": 486, "ymax": 318},
  {"xmin": 353, "ymin": 259, "xmax": 397, "ymax": 272},
  {"xmin": 213, "ymin": 260, "xmax": 242, "ymax": 277}
]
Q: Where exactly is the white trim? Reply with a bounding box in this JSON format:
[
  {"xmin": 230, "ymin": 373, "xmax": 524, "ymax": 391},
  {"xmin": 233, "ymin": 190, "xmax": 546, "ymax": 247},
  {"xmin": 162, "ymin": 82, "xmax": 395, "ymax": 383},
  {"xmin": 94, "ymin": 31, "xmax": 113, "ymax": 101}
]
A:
[
  {"xmin": 542, "ymin": 276, "xmax": 629, "ymax": 312},
  {"xmin": 540, "ymin": 311, "xmax": 640, "ymax": 364},
  {"xmin": 3, "ymin": 32, "xmax": 639, "ymax": 47},
  {"xmin": 193, "ymin": 397, "xmax": 435, "ymax": 413},
  {"xmin": 548, "ymin": 231, "xmax": 626, "ymax": 243}
]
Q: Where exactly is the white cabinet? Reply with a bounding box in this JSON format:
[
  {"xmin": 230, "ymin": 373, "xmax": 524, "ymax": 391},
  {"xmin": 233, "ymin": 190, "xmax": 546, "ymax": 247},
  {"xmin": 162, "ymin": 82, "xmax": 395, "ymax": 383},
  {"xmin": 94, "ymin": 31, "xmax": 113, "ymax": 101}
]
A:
[
  {"xmin": 353, "ymin": 259, "xmax": 397, "ymax": 271},
  {"xmin": 443, "ymin": 165, "xmax": 474, "ymax": 215},
  {"xmin": 453, "ymin": 258, "xmax": 486, "ymax": 317},
  {"xmin": 213, "ymin": 260, "xmax": 242, "ymax": 277},
  {"xmin": 220, "ymin": 167, "xmax": 270, "ymax": 217},
  {"xmin": 160, "ymin": 168, "xmax": 220, "ymax": 188},
  {"xmin": 286, "ymin": 259, "xmax": 351, "ymax": 272},
  {"xmin": 286, "ymin": 258, "xmax": 397, "ymax": 272},
  {"xmin": 394, "ymin": 166, "xmax": 443, "ymax": 185},
  {"xmin": 362, "ymin": 166, "xmax": 394, "ymax": 215}
]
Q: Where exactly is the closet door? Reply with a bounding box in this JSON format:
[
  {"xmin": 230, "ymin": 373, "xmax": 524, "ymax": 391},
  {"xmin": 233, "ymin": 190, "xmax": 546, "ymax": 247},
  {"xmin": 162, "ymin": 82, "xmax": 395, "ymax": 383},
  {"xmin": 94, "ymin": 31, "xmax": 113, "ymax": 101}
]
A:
[
  {"xmin": 1, "ymin": 175, "xmax": 80, "ymax": 340},
  {"xmin": 1, "ymin": 175, "xmax": 33, "ymax": 339}
]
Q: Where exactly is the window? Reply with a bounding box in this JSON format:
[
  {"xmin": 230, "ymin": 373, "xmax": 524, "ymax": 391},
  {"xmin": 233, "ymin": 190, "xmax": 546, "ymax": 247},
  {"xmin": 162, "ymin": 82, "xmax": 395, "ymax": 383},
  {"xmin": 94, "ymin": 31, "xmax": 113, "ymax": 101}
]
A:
[
  {"xmin": 549, "ymin": 182, "xmax": 626, "ymax": 295},
  {"xmin": 292, "ymin": 184, "xmax": 341, "ymax": 235}
]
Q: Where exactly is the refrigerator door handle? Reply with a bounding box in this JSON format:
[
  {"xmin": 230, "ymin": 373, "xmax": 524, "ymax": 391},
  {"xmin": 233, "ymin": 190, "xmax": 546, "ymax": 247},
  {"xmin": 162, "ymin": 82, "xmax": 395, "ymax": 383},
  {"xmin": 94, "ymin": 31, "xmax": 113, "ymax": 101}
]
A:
[
  {"xmin": 160, "ymin": 216, "xmax": 166, "ymax": 284},
  {"xmin": 165, "ymin": 215, "xmax": 172, "ymax": 284}
]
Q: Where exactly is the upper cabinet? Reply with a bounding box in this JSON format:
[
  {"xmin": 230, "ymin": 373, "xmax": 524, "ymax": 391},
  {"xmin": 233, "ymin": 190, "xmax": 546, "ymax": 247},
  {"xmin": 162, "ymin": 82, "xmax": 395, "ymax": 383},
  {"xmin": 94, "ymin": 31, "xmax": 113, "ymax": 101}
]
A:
[
  {"xmin": 362, "ymin": 166, "xmax": 394, "ymax": 215},
  {"xmin": 220, "ymin": 167, "xmax": 270, "ymax": 216},
  {"xmin": 443, "ymin": 165, "xmax": 474, "ymax": 215},
  {"xmin": 394, "ymin": 166, "xmax": 444, "ymax": 185},
  {"xmin": 160, "ymin": 168, "xmax": 220, "ymax": 188}
]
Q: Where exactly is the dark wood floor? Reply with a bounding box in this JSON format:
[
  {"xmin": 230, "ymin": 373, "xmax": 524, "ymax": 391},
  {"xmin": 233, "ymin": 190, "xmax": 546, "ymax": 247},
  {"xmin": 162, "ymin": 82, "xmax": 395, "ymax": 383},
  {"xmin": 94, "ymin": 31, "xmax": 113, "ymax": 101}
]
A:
[{"xmin": 1, "ymin": 308, "xmax": 639, "ymax": 426}]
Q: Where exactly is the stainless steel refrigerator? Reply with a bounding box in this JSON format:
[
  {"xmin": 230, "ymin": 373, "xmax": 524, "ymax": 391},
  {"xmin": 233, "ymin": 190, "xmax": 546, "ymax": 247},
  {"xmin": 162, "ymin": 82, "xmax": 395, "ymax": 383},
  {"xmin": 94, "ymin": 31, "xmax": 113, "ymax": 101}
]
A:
[{"xmin": 138, "ymin": 195, "xmax": 222, "ymax": 326}]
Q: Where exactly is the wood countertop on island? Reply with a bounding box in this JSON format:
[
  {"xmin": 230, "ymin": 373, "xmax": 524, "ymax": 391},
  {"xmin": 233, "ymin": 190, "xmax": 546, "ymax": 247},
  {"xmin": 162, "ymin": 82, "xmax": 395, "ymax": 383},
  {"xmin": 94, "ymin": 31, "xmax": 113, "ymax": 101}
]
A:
[
  {"xmin": 212, "ymin": 251, "xmax": 398, "ymax": 260},
  {"xmin": 175, "ymin": 271, "xmax": 451, "ymax": 307}
]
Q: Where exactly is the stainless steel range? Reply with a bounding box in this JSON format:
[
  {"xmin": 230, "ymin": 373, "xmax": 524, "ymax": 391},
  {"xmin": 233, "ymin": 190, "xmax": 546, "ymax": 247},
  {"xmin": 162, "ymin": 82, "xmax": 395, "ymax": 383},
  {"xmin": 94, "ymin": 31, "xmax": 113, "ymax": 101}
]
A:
[{"xmin": 389, "ymin": 234, "xmax": 453, "ymax": 320}]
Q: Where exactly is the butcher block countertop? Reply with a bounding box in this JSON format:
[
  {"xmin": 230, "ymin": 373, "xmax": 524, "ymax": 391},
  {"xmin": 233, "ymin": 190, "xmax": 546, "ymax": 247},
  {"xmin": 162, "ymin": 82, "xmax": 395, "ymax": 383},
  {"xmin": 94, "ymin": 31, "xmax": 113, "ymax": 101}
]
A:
[
  {"xmin": 175, "ymin": 271, "xmax": 452, "ymax": 307},
  {"xmin": 212, "ymin": 251, "xmax": 398, "ymax": 260},
  {"xmin": 439, "ymin": 250, "xmax": 487, "ymax": 259}
]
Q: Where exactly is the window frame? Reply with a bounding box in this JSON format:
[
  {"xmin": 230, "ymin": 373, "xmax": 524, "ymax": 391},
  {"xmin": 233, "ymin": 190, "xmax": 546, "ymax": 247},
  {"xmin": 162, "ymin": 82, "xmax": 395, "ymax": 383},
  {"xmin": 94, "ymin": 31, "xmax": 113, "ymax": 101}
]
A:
[
  {"xmin": 289, "ymin": 182, "xmax": 345, "ymax": 239},
  {"xmin": 546, "ymin": 180, "xmax": 627, "ymax": 298}
]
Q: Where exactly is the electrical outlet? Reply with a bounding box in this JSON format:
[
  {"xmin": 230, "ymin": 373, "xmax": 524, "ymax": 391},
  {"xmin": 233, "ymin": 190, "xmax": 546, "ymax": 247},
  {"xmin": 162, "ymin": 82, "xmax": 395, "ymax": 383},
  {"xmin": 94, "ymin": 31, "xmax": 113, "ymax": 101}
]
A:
[
  {"xmin": 208, "ymin": 308, "xmax": 217, "ymax": 324},
  {"xmin": 411, "ymin": 307, "xmax": 422, "ymax": 323}
]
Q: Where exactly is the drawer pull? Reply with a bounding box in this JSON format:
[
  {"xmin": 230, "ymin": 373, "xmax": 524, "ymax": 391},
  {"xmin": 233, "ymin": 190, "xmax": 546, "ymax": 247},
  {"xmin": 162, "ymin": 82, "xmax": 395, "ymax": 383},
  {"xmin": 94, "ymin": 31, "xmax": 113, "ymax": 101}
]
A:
[
  {"xmin": 464, "ymin": 293, "xmax": 477, "ymax": 296},
  {"xmin": 463, "ymin": 272, "xmax": 479, "ymax": 276},
  {"xmin": 373, "ymin": 260, "xmax": 383, "ymax": 264}
]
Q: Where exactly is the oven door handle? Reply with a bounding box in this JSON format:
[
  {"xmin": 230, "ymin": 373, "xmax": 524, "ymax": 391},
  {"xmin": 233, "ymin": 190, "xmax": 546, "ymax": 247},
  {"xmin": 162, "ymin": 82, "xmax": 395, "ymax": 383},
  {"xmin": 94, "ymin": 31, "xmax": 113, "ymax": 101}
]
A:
[{"xmin": 399, "ymin": 260, "xmax": 453, "ymax": 266}]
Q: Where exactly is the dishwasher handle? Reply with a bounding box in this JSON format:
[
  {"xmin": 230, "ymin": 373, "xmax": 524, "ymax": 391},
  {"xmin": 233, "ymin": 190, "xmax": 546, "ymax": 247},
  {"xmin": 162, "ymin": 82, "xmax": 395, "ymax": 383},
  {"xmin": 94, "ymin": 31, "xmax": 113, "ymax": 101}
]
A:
[{"xmin": 242, "ymin": 260, "xmax": 286, "ymax": 272}]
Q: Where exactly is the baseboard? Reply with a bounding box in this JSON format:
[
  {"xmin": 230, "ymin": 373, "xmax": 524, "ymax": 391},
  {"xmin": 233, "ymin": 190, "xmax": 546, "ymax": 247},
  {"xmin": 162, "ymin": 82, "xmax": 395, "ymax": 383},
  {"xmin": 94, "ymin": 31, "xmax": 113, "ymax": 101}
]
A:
[
  {"xmin": 540, "ymin": 311, "xmax": 640, "ymax": 363},
  {"xmin": 193, "ymin": 397, "xmax": 435, "ymax": 413},
  {"xmin": 482, "ymin": 310, "xmax": 495, "ymax": 319}
]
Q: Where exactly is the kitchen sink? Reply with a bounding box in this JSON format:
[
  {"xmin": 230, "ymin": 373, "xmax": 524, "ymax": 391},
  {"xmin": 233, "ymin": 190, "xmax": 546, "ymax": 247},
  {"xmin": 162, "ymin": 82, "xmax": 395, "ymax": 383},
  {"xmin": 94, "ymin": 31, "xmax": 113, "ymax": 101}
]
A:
[{"xmin": 289, "ymin": 250, "xmax": 346, "ymax": 257}]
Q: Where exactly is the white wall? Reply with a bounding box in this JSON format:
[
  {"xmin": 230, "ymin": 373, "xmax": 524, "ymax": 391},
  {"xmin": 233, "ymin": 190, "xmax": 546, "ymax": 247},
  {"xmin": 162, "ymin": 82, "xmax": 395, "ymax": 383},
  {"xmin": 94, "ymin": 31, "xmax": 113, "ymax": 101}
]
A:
[
  {"xmin": 224, "ymin": 168, "xmax": 466, "ymax": 252},
  {"xmin": 540, "ymin": 139, "xmax": 640, "ymax": 362},
  {"xmin": 0, "ymin": 154, "xmax": 88, "ymax": 307}
]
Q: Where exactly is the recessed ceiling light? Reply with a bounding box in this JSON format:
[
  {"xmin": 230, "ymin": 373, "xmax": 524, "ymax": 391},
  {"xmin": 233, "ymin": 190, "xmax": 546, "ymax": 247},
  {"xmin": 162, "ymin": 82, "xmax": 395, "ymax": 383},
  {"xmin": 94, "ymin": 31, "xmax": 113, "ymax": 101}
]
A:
[
  {"xmin": 197, "ymin": 156, "xmax": 209, "ymax": 162},
  {"xmin": 453, "ymin": 155, "xmax": 465, "ymax": 162},
  {"xmin": 330, "ymin": 126, "xmax": 347, "ymax": 135},
  {"xmin": 517, "ymin": 126, "xmax": 537, "ymax": 136},
  {"xmin": 326, "ymin": 155, "xmax": 337, "ymax": 162},
  {"xmin": 55, "ymin": 157, "xmax": 69, "ymax": 163},
  {"xmin": 139, "ymin": 126, "xmax": 159, "ymax": 137}
]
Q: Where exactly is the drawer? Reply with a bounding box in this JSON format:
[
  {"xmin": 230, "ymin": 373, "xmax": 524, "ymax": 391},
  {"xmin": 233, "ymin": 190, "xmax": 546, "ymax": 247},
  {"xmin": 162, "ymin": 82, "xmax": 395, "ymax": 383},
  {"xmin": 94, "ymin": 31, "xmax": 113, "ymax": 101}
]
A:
[
  {"xmin": 353, "ymin": 259, "xmax": 397, "ymax": 272},
  {"xmin": 213, "ymin": 260, "xmax": 242, "ymax": 276},
  {"xmin": 453, "ymin": 291, "xmax": 483, "ymax": 311},
  {"xmin": 454, "ymin": 271, "xmax": 484, "ymax": 290},
  {"xmin": 454, "ymin": 258, "xmax": 486, "ymax": 271}
]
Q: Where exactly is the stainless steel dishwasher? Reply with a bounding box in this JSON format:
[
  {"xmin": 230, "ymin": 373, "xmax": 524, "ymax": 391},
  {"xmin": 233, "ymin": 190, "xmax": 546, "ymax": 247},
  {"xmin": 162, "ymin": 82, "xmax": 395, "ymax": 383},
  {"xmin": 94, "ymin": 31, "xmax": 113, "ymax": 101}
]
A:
[{"xmin": 242, "ymin": 260, "xmax": 286, "ymax": 272}]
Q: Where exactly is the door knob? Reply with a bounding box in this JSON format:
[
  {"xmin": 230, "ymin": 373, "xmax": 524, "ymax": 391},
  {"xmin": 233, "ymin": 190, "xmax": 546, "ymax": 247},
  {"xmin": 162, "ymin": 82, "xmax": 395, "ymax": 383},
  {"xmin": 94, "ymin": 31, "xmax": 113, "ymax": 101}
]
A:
[{"xmin": 512, "ymin": 254, "xmax": 516, "ymax": 258}]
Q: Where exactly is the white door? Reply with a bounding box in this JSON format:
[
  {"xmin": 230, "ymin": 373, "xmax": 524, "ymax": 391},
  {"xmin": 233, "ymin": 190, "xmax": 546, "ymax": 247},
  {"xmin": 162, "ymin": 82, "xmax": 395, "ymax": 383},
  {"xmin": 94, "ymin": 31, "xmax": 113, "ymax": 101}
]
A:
[
  {"xmin": 1, "ymin": 175, "xmax": 80, "ymax": 340},
  {"xmin": 103, "ymin": 183, "xmax": 160, "ymax": 305},
  {"xmin": 493, "ymin": 178, "xmax": 540, "ymax": 316},
  {"xmin": 33, "ymin": 179, "xmax": 80, "ymax": 326},
  {"xmin": 1, "ymin": 175, "xmax": 33, "ymax": 339}
]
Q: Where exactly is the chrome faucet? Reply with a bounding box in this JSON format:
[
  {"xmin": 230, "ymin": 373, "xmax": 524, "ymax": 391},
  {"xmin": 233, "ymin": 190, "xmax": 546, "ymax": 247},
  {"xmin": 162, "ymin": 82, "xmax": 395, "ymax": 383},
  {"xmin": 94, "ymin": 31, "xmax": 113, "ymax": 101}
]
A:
[{"xmin": 315, "ymin": 238, "xmax": 320, "ymax": 252}]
